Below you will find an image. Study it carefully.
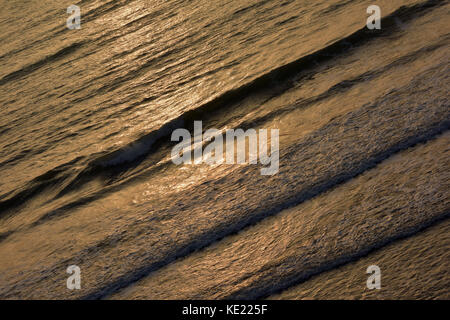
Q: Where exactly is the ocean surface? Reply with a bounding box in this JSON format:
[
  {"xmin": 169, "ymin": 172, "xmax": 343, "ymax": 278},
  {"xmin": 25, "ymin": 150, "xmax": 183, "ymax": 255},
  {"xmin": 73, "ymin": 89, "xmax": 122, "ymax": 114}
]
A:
[{"xmin": 0, "ymin": 0, "xmax": 449, "ymax": 299}]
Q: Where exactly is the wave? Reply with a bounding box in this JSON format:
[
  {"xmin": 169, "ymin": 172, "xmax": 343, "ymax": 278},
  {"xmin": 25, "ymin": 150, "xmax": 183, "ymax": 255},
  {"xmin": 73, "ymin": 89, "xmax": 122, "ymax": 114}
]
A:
[
  {"xmin": 78, "ymin": 0, "xmax": 446, "ymax": 170},
  {"xmin": 80, "ymin": 66, "xmax": 450, "ymax": 299},
  {"xmin": 0, "ymin": 0, "xmax": 444, "ymax": 218},
  {"xmin": 1, "ymin": 18, "xmax": 449, "ymax": 300},
  {"xmin": 76, "ymin": 55, "xmax": 450, "ymax": 298},
  {"xmin": 83, "ymin": 124, "xmax": 450, "ymax": 299}
]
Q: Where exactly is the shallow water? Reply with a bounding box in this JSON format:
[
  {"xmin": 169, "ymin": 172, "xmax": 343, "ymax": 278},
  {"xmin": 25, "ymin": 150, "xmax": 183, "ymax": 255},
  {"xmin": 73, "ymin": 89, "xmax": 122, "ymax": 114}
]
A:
[{"xmin": 0, "ymin": 0, "xmax": 449, "ymax": 299}]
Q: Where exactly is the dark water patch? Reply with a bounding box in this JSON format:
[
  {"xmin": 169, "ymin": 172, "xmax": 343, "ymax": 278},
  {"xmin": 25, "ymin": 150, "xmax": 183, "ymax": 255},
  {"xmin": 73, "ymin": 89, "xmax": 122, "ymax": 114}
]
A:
[{"xmin": 0, "ymin": 41, "xmax": 86, "ymax": 86}]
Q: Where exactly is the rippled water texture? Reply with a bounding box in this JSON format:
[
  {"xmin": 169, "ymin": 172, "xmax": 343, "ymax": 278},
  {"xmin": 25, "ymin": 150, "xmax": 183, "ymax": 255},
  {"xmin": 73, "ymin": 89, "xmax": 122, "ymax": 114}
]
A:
[{"xmin": 0, "ymin": 0, "xmax": 449, "ymax": 299}]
